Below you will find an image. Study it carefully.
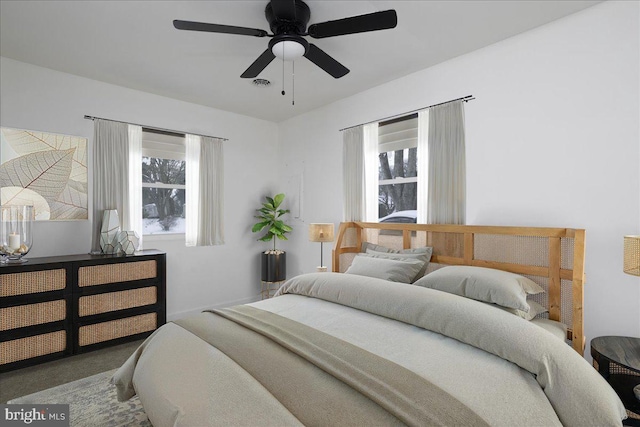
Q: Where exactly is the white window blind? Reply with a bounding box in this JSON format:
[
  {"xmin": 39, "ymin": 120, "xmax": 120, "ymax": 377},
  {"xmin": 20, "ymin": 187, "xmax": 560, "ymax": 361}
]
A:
[{"xmin": 378, "ymin": 117, "xmax": 418, "ymax": 151}]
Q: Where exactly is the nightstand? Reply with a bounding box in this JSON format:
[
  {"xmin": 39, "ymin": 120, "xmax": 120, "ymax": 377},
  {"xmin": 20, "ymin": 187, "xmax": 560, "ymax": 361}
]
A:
[{"xmin": 591, "ymin": 336, "xmax": 640, "ymax": 426}]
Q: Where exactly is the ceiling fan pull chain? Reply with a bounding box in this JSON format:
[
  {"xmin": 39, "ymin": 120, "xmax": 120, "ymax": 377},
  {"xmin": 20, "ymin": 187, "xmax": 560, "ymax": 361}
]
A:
[
  {"xmin": 292, "ymin": 61, "xmax": 295, "ymax": 106},
  {"xmin": 281, "ymin": 44, "xmax": 286, "ymax": 96}
]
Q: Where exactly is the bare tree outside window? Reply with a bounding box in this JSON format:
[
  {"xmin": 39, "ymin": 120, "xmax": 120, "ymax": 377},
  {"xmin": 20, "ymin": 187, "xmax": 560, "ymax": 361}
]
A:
[
  {"xmin": 378, "ymin": 148, "xmax": 417, "ymax": 222},
  {"xmin": 142, "ymin": 157, "xmax": 186, "ymax": 234}
]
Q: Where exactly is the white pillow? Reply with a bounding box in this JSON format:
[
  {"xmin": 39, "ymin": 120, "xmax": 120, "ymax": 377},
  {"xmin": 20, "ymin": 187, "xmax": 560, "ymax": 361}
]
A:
[
  {"xmin": 345, "ymin": 255, "xmax": 425, "ymax": 284},
  {"xmin": 413, "ymin": 266, "xmax": 544, "ymax": 312}
]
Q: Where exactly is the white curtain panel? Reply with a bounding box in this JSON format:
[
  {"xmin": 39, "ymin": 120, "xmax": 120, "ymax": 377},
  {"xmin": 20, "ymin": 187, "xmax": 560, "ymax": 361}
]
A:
[
  {"xmin": 185, "ymin": 134, "xmax": 201, "ymax": 246},
  {"xmin": 416, "ymin": 110, "xmax": 430, "ymax": 224},
  {"xmin": 197, "ymin": 137, "xmax": 225, "ymax": 246},
  {"xmin": 363, "ymin": 123, "xmax": 379, "ymax": 222},
  {"xmin": 127, "ymin": 125, "xmax": 143, "ymax": 249},
  {"xmin": 91, "ymin": 119, "xmax": 135, "ymax": 253},
  {"xmin": 342, "ymin": 126, "xmax": 365, "ymax": 221},
  {"xmin": 427, "ymin": 100, "xmax": 466, "ymax": 224},
  {"xmin": 185, "ymin": 135, "xmax": 225, "ymax": 246}
]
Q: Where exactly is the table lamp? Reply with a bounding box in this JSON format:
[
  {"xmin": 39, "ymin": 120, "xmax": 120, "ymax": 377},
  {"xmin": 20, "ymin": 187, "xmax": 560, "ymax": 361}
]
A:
[
  {"xmin": 623, "ymin": 235, "xmax": 640, "ymax": 403},
  {"xmin": 309, "ymin": 223, "xmax": 334, "ymax": 272},
  {"xmin": 624, "ymin": 235, "xmax": 640, "ymax": 276}
]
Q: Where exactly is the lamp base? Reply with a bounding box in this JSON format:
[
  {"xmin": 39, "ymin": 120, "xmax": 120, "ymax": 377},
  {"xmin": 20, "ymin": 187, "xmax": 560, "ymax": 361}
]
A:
[
  {"xmin": 316, "ymin": 266, "xmax": 327, "ymax": 272},
  {"xmin": 5, "ymin": 257, "xmax": 28, "ymax": 264}
]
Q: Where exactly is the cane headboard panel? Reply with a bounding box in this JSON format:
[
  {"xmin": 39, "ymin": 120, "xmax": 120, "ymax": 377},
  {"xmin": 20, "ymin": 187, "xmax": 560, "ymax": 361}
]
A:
[{"xmin": 332, "ymin": 222, "xmax": 586, "ymax": 355}]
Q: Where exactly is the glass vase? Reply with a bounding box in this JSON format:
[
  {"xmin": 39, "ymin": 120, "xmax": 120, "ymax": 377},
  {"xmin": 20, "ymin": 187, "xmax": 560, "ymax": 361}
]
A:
[{"xmin": 0, "ymin": 205, "xmax": 34, "ymax": 263}]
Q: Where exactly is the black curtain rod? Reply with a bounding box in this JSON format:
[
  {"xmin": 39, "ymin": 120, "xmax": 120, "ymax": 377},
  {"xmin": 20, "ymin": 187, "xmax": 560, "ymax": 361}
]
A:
[
  {"xmin": 338, "ymin": 95, "xmax": 475, "ymax": 132},
  {"xmin": 83, "ymin": 115, "xmax": 229, "ymax": 141}
]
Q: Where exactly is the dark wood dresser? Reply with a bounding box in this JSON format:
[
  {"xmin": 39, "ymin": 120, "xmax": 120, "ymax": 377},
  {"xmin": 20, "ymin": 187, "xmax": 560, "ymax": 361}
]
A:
[{"xmin": 0, "ymin": 250, "xmax": 166, "ymax": 372}]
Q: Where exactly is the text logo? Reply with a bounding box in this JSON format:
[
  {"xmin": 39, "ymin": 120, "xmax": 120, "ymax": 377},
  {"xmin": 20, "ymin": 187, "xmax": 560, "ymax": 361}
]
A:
[{"xmin": 0, "ymin": 405, "xmax": 69, "ymax": 427}]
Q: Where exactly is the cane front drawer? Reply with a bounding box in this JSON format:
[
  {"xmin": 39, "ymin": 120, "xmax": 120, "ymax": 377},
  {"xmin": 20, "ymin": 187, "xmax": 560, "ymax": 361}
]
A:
[
  {"xmin": 0, "ymin": 269, "xmax": 66, "ymax": 296},
  {"xmin": 78, "ymin": 260, "xmax": 157, "ymax": 287},
  {"xmin": 0, "ymin": 300, "xmax": 66, "ymax": 331},
  {"xmin": 0, "ymin": 330, "xmax": 67, "ymax": 365},
  {"xmin": 78, "ymin": 287, "xmax": 157, "ymax": 317},
  {"xmin": 78, "ymin": 312, "xmax": 157, "ymax": 347}
]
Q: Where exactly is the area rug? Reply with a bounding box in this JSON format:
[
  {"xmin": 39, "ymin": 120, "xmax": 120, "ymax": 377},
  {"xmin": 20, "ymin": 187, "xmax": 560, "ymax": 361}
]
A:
[{"xmin": 7, "ymin": 369, "xmax": 150, "ymax": 427}]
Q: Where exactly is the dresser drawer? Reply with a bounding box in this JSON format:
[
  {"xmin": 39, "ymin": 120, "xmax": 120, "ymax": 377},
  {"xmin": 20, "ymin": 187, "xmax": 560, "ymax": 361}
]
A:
[
  {"xmin": 78, "ymin": 287, "xmax": 157, "ymax": 317},
  {"xmin": 78, "ymin": 312, "xmax": 157, "ymax": 347},
  {"xmin": 0, "ymin": 269, "xmax": 66, "ymax": 296},
  {"xmin": 0, "ymin": 330, "xmax": 67, "ymax": 365},
  {"xmin": 0, "ymin": 300, "xmax": 66, "ymax": 331},
  {"xmin": 78, "ymin": 260, "xmax": 157, "ymax": 287}
]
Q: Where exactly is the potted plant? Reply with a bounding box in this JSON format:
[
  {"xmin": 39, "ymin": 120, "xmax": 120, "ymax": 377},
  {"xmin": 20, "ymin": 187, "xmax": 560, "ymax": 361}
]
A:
[{"xmin": 252, "ymin": 193, "xmax": 292, "ymax": 282}]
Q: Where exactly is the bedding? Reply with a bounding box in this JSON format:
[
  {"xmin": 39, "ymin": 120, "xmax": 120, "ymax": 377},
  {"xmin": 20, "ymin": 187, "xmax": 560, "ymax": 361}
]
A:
[
  {"xmin": 113, "ymin": 273, "xmax": 625, "ymax": 427},
  {"xmin": 414, "ymin": 265, "xmax": 544, "ymax": 312}
]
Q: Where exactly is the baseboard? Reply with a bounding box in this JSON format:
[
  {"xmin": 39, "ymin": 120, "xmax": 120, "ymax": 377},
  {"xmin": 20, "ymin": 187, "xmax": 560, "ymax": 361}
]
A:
[{"xmin": 167, "ymin": 295, "xmax": 262, "ymax": 321}]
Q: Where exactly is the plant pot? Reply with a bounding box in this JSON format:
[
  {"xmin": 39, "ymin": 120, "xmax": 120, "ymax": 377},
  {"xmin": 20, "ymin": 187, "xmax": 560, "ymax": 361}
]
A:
[{"xmin": 261, "ymin": 251, "xmax": 286, "ymax": 282}]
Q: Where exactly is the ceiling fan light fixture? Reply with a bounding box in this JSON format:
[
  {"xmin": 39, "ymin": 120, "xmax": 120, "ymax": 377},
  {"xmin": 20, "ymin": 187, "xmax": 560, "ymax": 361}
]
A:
[{"xmin": 271, "ymin": 40, "xmax": 306, "ymax": 61}]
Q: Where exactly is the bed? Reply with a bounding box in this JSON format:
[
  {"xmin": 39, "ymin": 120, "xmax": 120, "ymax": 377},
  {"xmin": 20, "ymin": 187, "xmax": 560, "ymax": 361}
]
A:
[{"xmin": 113, "ymin": 222, "xmax": 627, "ymax": 426}]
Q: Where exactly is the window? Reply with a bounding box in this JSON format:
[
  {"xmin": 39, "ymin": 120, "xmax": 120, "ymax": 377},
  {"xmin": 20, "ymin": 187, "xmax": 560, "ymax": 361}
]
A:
[
  {"xmin": 377, "ymin": 115, "xmax": 418, "ymax": 223},
  {"xmin": 141, "ymin": 130, "xmax": 186, "ymax": 235}
]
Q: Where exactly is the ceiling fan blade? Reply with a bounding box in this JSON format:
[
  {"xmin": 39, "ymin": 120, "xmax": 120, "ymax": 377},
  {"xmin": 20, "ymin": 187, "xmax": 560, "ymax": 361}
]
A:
[
  {"xmin": 308, "ymin": 10, "xmax": 397, "ymax": 39},
  {"xmin": 241, "ymin": 48, "xmax": 276, "ymax": 78},
  {"xmin": 173, "ymin": 20, "xmax": 268, "ymax": 37},
  {"xmin": 270, "ymin": 0, "xmax": 297, "ymax": 21},
  {"xmin": 304, "ymin": 44, "xmax": 349, "ymax": 79}
]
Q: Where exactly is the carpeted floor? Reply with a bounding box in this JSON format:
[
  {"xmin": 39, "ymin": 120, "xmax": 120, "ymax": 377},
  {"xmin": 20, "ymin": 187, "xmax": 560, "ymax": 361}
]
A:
[
  {"xmin": 0, "ymin": 339, "xmax": 143, "ymax": 403},
  {"xmin": 8, "ymin": 369, "xmax": 150, "ymax": 427}
]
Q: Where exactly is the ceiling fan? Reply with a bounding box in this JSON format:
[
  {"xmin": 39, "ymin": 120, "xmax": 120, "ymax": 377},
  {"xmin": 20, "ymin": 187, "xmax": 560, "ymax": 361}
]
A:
[{"xmin": 173, "ymin": 0, "xmax": 397, "ymax": 79}]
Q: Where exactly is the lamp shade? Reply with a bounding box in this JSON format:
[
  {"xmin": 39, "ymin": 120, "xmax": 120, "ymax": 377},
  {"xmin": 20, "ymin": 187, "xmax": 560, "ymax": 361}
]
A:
[
  {"xmin": 624, "ymin": 235, "xmax": 640, "ymax": 276},
  {"xmin": 309, "ymin": 223, "xmax": 334, "ymax": 243}
]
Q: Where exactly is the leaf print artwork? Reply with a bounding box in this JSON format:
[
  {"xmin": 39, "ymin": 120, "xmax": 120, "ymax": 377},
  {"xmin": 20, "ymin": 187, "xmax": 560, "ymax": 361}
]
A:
[
  {"xmin": 0, "ymin": 187, "xmax": 51, "ymax": 220},
  {"xmin": 0, "ymin": 127, "xmax": 88, "ymax": 220}
]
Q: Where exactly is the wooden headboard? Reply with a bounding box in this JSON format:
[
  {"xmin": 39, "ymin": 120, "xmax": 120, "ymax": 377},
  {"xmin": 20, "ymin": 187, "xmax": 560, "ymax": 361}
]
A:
[{"xmin": 332, "ymin": 222, "xmax": 586, "ymax": 355}]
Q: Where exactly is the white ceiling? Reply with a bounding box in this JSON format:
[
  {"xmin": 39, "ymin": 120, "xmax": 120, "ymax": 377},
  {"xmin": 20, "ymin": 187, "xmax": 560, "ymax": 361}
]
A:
[{"xmin": 0, "ymin": 1, "xmax": 600, "ymax": 122}]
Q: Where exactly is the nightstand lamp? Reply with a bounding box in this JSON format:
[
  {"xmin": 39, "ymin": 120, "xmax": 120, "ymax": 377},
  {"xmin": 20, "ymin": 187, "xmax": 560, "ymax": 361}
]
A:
[
  {"xmin": 624, "ymin": 235, "xmax": 640, "ymax": 276},
  {"xmin": 309, "ymin": 223, "xmax": 334, "ymax": 272}
]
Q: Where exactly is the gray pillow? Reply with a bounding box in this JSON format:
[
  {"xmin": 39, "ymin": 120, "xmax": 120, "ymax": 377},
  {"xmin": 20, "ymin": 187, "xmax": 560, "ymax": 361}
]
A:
[
  {"xmin": 490, "ymin": 300, "xmax": 548, "ymax": 321},
  {"xmin": 361, "ymin": 242, "xmax": 432, "ymax": 256},
  {"xmin": 361, "ymin": 242, "xmax": 433, "ymax": 278},
  {"xmin": 413, "ymin": 266, "xmax": 544, "ymax": 312},
  {"xmin": 531, "ymin": 318, "xmax": 567, "ymax": 342},
  {"xmin": 345, "ymin": 254, "xmax": 425, "ymax": 284},
  {"xmin": 364, "ymin": 249, "xmax": 431, "ymax": 282}
]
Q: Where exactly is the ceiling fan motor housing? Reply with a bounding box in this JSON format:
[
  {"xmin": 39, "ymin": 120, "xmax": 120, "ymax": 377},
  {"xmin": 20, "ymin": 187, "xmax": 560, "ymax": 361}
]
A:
[{"xmin": 265, "ymin": 0, "xmax": 311, "ymax": 35}]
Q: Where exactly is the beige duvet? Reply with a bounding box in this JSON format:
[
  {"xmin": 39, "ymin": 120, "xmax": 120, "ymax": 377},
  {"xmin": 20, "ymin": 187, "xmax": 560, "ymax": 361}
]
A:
[{"xmin": 113, "ymin": 273, "xmax": 626, "ymax": 426}]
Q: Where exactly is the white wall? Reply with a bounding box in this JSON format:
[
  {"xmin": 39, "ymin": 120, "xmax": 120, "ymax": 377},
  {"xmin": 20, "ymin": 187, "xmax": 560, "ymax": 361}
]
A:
[
  {"xmin": 278, "ymin": 1, "xmax": 640, "ymax": 350},
  {"xmin": 0, "ymin": 57, "xmax": 280, "ymax": 318}
]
